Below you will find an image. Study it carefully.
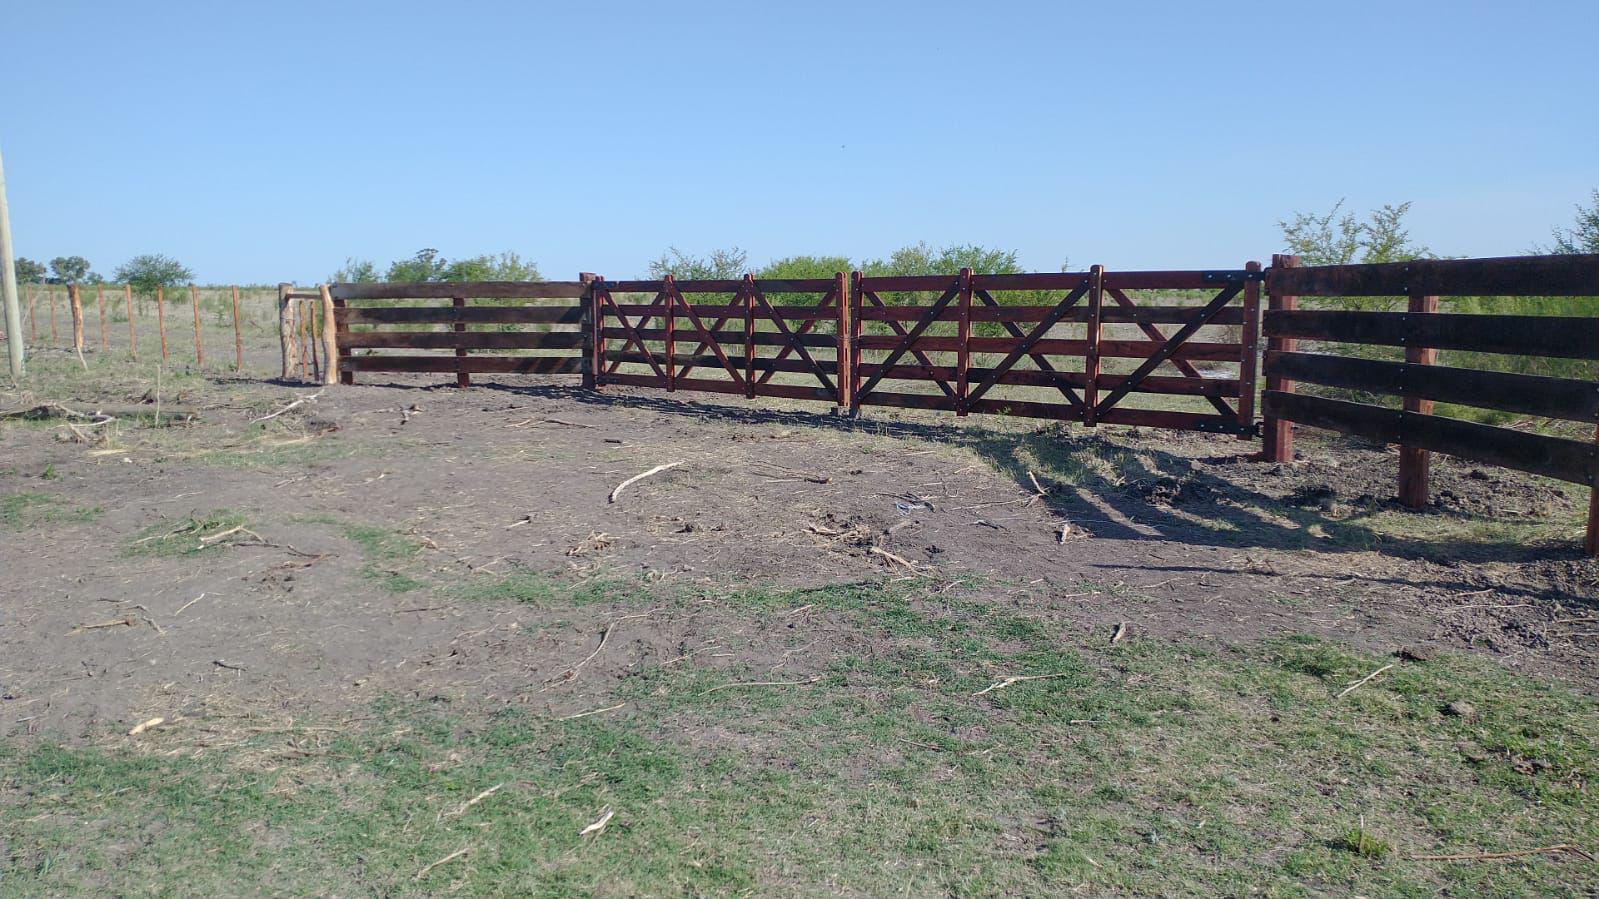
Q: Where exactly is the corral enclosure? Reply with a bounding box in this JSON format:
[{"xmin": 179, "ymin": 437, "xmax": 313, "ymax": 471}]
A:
[{"xmin": 3, "ymin": 252, "xmax": 1599, "ymax": 897}]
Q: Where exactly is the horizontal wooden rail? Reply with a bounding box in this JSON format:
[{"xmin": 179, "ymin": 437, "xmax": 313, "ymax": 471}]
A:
[
  {"xmin": 1264, "ymin": 309, "xmax": 1599, "ymax": 359},
  {"xmin": 606, "ymin": 304, "xmax": 838, "ymax": 320},
  {"xmin": 341, "ymin": 331, "xmax": 584, "ymax": 350},
  {"xmin": 604, "ymin": 350, "xmax": 838, "ymax": 376},
  {"xmin": 602, "ymin": 327, "xmax": 836, "ymax": 349},
  {"xmin": 343, "ymin": 355, "xmax": 584, "ymax": 374},
  {"xmin": 1262, "ymin": 391, "xmax": 1599, "ymax": 485},
  {"xmin": 1267, "ymin": 351, "xmax": 1599, "ymax": 423},
  {"xmin": 603, "ymin": 278, "xmax": 835, "ymax": 294},
  {"xmin": 857, "ymin": 363, "xmax": 1240, "ymax": 397},
  {"xmin": 855, "ymin": 335, "xmax": 1242, "ymax": 361},
  {"xmin": 1267, "ymin": 253, "xmax": 1599, "ymax": 298},
  {"xmin": 858, "ymin": 305, "xmax": 1246, "ymax": 325},
  {"xmin": 330, "ymin": 281, "xmax": 589, "ymax": 300},
  {"xmin": 338, "ymin": 306, "xmax": 584, "ymax": 325}
]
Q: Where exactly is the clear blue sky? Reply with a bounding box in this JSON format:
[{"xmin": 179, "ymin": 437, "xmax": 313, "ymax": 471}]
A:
[{"xmin": 6, "ymin": 0, "xmax": 1596, "ymax": 283}]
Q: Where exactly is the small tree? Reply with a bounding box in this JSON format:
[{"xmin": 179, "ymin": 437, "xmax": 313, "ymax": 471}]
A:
[
  {"xmin": 49, "ymin": 256, "xmax": 93, "ymax": 284},
  {"xmin": 1279, "ymin": 200, "xmax": 1430, "ymax": 267},
  {"xmin": 443, "ymin": 251, "xmax": 541, "ymax": 282},
  {"xmin": 648, "ymin": 247, "xmax": 748, "ymax": 280},
  {"xmin": 758, "ymin": 255, "xmax": 854, "ymax": 281},
  {"xmin": 1542, "ymin": 189, "xmax": 1599, "ymax": 254},
  {"xmin": 862, "ymin": 242, "xmax": 1022, "ymax": 277},
  {"xmin": 386, "ymin": 248, "xmax": 449, "ymax": 283},
  {"xmin": 113, "ymin": 254, "xmax": 194, "ymax": 296},
  {"xmin": 330, "ymin": 257, "xmax": 380, "ymax": 283},
  {"xmin": 13, "ymin": 257, "xmax": 47, "ymax": 283}
]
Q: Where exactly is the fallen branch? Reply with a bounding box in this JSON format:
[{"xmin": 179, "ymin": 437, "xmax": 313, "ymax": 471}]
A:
[
  {"xmin": 414, "ymin": 847, "xmax": 470, "ymax": 881},
  {"xmin": 699, "ymin": 676, "xmax": 821, "ymax": 695},
  {"xmin": 869, "ymin": 545, "xmax": 921, "ymax": 572},
  {"xmin": 1336, "ymin": 662, "xmax": 1395, "ymax": 699},
  {"xmin": 1412, "ymin": 843, "xmax": 1594, "ymax": 862},
  {"xmin": 69, "ymin": 617, "xmax": 135, "ymax": 635},
  {"xmin": 608, "ymin": 461, "xmax": 684, "ymax": 503},
  {"xmin": 440, "ymin": 783, "xmax": 505, "ymax": 821},
  {"xmin": 973, "ymin": 671, "xmax": 1076, "ymax": 697},
  {"xmin": 544, "ymin": 608, "xmax": 662, "ymax": 686},
  {"xmin": 556, "ymin": 703, "xmax": 626, "ymax": 721},
  {"xmin": 580, "ymin": 808, "xmax": 615, "ymax": 837},
  {"xmin": 251, "ymin": 389, "xmax": 324, "ymax": 424},
  {"xmin": 128, "ymin": 717, "xmax": 165, "ymax": 736}
]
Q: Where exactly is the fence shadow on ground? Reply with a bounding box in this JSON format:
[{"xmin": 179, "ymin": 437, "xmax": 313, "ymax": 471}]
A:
[{"xmin": 397, "ymin": 379, "xmax": 1587, "ymax": 577}]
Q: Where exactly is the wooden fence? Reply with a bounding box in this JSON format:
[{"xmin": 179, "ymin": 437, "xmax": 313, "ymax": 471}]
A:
[{"xmin": 1261, "ymin": 252, "xmax": 1599, "ymax": 552}]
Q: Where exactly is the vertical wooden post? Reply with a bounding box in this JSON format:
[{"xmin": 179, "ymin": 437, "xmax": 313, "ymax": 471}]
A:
[
  {"xmin": 834, "ymin": 271, "xmax": 851, "ymax": 408},
  {"xmin": 1236, "ymin": 260, "xmax": 1263, "ymax": 438},
  {"xmin": 1262, "ymin": 254, "xmax": 1300, "ymax": 462},
  {"xmin": 306, "ymin": 297, "xmax": 321, "ymax": 382},
  {"xmin": 230, "ymin": 286, "xmax": 243, "ymax": 370},
  {"xmin": 956, "ymin": 268, "xmax": 973, "ymax": 415},
  {"xmin": 1397, "ymin": 292, "xmax": 1439, "ymax": 509},
  {"xmin": 68, "ymin": 284, "xmax": 84, "ymax": 353},
  {"xmin": 319, "ymin": 284, "xmax": 338, "ymax": 385},
  {"xmin": 27, "ymin": 285, "xmax": 37, "ymax": 343},
  {"xmin": 125, "ymin": 285, "xmax": 138, "ymax": 359},
  {"xmin": 743, "ymin": 274, "xmax": 756, "ymax": 398},
  {"xmin": 578, "ymin": 273, "xmax": 598, "ymax": 390},
  {"xmin": 49, "ymin": 286, "xmax": 59, "ymax": 343},
  {"xmin": 277, "ymin": 282, "xmax": 297, "ymax": 379},
  {"xmin": 1587, "ymin": 423, "xmax": 1599, "ymax": 558},
  {"xmin": 297, "ymin": 299, "xmax": 310, "ymax": 379},
  {"xmin": 453, "ymin": 295, "xmax": 469, "ymax": 387},
  {"xmin": 96, "ymin": 284, "xmax": 108, "ymax": 351},
  {"xmin": 333, "ymin": 291, "xmax": 352, "ymax": 385},
  {"xmin": 589, "ymin": 276, "xmax": 607, "ymax": 390},
  {"xmin": 662, "ymin": 275, "xmax": 677, "ymax": 391},
  {"xmin": 1083, "ymin": 265, "xmax": 1105, "ymax": 425},
  {"xmin": 189, "ymin": 284, "xmax": 204, "ymax": 366},
  {"xmin": 155, "ymin": 285, "xmax": 169, "ymax": 360},
  {"xmin": 848, "ymin": 271, "xmax": 864, "ymax": 414}
]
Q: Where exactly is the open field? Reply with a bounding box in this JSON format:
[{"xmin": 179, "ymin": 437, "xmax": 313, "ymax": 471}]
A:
[{"xmin": 2, "ymin": 342, "xmax": 1597, "ymax": 896}]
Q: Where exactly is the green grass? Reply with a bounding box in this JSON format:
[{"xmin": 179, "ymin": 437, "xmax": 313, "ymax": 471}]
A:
[
  {"xmin": 124, "ymin": 510, "xmax": 248, "ymax": 557},
  {"xmin": 0, "ymin": 491, "xmax": 101, "ymax": 529},
  {"xmin": 4, "ymin": 577, "xmax": 1595, "ymax": 897},
  {"xmin": 292, "ymin": 514, "xmax": 428, "ymax": 592}
]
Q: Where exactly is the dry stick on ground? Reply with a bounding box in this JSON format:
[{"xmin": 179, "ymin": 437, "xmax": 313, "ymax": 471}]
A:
[
  {"xmin": 439, "ymin": 783, "xmax": 506, "ymax": 821},
  {"xmin": 1111, "ymin": 622, "xmax": 1129, "ymax": 645},
  {"xmin": 1412, "ymin": 844, "xmax": 1595, "ymax": 863},
  {"xmin": 580, "ymin": 808, "xmax": 615, "ymax": 837},
  {"xmin": 870, "ymin": 545, "xmax": 920, "ymax": 572},
  {"xmin": 699, "ymin": 676, "xmax": 822, "ymax": 696},
  {"xmin": 608, "ymin": 461, "xmax": 684, "ymax": 503},
  {"xmin": 251, "ymin": 389, "xmax": 324, "ymax": 424},
  {"xmin": 1336, "ymin": 663, "xmax": 1396, "ymax": 699},
  {"xmin": 556, "ymin": 703, "xmax": 626, "ymax": 721},
  {"xmin": 544, "ymin": 608, "xmax": 663, "ymax": 686},
  {"xmin": 972, "ymin": 672, "xmax": 1077, "ymax": 697},
  {"xmin": 69, "ymin": 617, "xmax": 136, "ymax": 635},
  {"xmin": 414, "ymin": 848, "xmax": 470, "ymax": 882}
]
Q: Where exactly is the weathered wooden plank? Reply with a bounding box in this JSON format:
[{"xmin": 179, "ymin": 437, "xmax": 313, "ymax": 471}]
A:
[
  {"xmin": 1261, "ymin": 391, "xmax": 1599, "ymax": 484},
  {"xmin": 858, "ymin": 362, "xmax": 1239, "ymax": 396},
  {"xmin": 340, "ymin": 331, "xmax": 585, "ymax": 350},
  {"xmin": 343, "ymin": 355, "xmax": 583, "ymax": 374},
  {"xmin": 605, "ymin": 350, "xmax": 839, "ymax": 376},
  {"xmin": 1263, "ymin": 309, "xmax": 1599, "ymax": 359},
  {"xmin": 603, "ymin": 327, "xmax": 836, "ymax": 349},
  {"xmin": 337, "ymin": 306, "xmax": 584, "ymax": 325},
  {"xmin": 1265, "ymin": 351, "xmax": 1599, "ymax": 423},
  {"xmin": 855, "ymin": 335, "xmax": 1242, "ymax": 361},
  {"xmin": 331, "ymin": 281, "xmax": 588, "ymax": 300},
  {"xmin": 858, "ymin": 305, "xmax": 1244, "ymax": 325},
  {"xmin": 1267, "ymin": 254, "xmax": 1599, "ymax": 298},
  {"xmin": 1101, "ymin": 270, "xmax": 1258, "ymax": 291}
]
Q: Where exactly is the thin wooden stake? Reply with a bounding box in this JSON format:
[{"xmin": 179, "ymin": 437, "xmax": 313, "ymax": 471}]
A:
[
  {"xmin": 68, "ymin": 283, "xmax": 84, "ymax": 353},
  {"xmin": 231, "ymin": 285, "xmax": 243, "ymax": 370},
  {"xmin": 189, "ymin": 284, "xmax": 204, "ymax": 366},
  {"xmin": 48, "ymin": 286, "xmax": 58, "ymax": 343},
  {"xmin": 156, "ymin": 285, "xmax": 168, "ymax": 360},
  {"xmin": 1236, "ymin": 260, "xmax": 1262, "ymax": 439},
  {"xmin": 125, "ymin": 284, "xmax": 138, "ymax": 359},
  {"xmin": 319, "ymin": 284, "xmax": 337, "ymax": 384},
  {"xmin": 277, "ymin": 282, "xmax": 298, "ymax": 379},
  {"xmin": 1397, "ymin": 293, "xmax": 1439, "ymax": 509}
]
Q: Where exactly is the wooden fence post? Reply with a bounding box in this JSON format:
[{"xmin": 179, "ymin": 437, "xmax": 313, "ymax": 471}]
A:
[
  {"xmin": 26, "ymin": 285, "xmax": 36, "ymax": 343},
  {"xmin": 1237, "ymin": 260, "xmax": 1263, "ymax": 438},
  {"xmin": 230, "ymin": 286, "xmax": 243, "ymax": 370},
  {"xmin": 590, "ymin": 275, "xmax": 607, "ymax": 389},
  {"xmin": 452, "ymin": 295, "xmax": 469, "ymax": 387},
  {"xmin": 189, "ymin": 284, "xmax": 204, "ymax": 366},
  {"xmin": 743, "ymin": 274, "xmax": 757, "ymax": 398},
  {"xmin": 1397, "ymin": 292, "xmax": 1439, "ymax": 509},
  {"xmin": 956, "ymin": 268, "xmax": 973, "ymax": 415},
  {"xmin": 319, "ymin": 285, "xmax": 338, "ymax": 385},
  {"xmin": 1262, "ymin": 254, "xmax": 1300, "ymax": 462},
  {"xmin": 49, "ymin": 286, "xmax": 59, "ymax": 343},
  {"xmin": 155, "ymin": 285, "xmax": 168, "ymax": 361},
  {"xmin": 1083, "ymin": 265, "xmax": 1105, "ymax": 425},
  {"xmin": 277, "ymin": 282, "xmax": 297, "ymax": 379},
  {"xmin": 834, "ymin": 271, "xmax": 851, "ymax": 408},
  {"xmin": 125, "ymin": 285, "xmax": 137, "ymax": 359},
  {"xmin": 578, "ymin": 273, "xmax": 598, "ymax": 390},
  {"xmin": 68, "ymin": 284, "xmax": 84, "ymax": 353},
  {"xmin": 848, "ymin": 271, "xmax": 863, "ymax": 414},
  {"xmin": 96, "ymin": 284, "xmax": 108, "ymax": 351},
  {"xmin": 1587, "ymin": 423, "xmax": 1599, "ymax": 558},
  {"xmin": 663, "ymin": 275, "xmax": 677, "ymax": 391}
]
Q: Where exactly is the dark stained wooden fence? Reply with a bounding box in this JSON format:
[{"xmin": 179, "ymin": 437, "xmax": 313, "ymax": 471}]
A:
[
  {"xmin": 850, "ymin": 266, "xmax": 1262, "ymax": 434},
  {"xmin": 1261, "ymin": 252, "xmax": 1599, "ymax": 553},
  {"xmin": 329, "ymin": 281, "xmax": 591, "ymax": 387}
]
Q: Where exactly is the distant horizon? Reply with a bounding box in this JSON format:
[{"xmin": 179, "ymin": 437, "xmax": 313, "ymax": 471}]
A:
[{"xmin": 6, "ymin": 1, "xmax": 1595, "ymax": 284}]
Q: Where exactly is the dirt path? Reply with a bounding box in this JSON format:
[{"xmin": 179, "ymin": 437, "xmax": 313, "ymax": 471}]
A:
[{"xmin": 3, "ymin": 371, "xmax": 1596, "ymax": 739}]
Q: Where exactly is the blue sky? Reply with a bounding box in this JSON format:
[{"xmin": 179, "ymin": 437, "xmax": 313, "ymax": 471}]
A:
[{"xmin": 5, "ymin": 0, "xmax": 1596, "ymax": 283}]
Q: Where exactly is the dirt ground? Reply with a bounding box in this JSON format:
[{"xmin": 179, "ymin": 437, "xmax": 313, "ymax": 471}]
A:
[{"xmin": 3, "ymin": 362, "xmax": 1597, "ymax": 741}]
